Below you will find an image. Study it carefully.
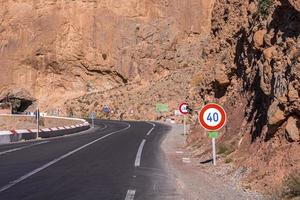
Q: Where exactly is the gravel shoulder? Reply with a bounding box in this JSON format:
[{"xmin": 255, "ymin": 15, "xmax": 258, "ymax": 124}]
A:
[{"xmin": 161, "ymin": 123, "xmax": 265, "ymax": 200}]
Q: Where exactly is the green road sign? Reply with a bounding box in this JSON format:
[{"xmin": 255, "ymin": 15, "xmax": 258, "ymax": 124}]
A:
[
  {"xmin": 208, "ymin": 132, "xmax": 219, "ymax": 138},
  {"xmin": 156, "ymin": 103, "xmax": 169, "ymax": 112}
]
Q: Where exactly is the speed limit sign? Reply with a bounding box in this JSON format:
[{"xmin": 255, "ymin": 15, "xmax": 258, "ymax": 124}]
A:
[
  {"xmin": 199, "ymin": 103, "xmax": 226, "ymax": 131},
  {"xmin": 179, "ymin": 103, "xmax": 189, "ymax": 115}
]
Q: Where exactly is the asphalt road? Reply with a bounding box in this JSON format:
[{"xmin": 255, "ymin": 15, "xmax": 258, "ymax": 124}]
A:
[{"xmin": 0, "ymin": 120, "xmax": 179, "ymax": 200}]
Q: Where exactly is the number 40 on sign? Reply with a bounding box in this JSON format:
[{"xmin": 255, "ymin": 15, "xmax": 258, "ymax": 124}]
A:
[{"xmin": 198, "ymin": 103, "xmax": 227, "ymax": 166}]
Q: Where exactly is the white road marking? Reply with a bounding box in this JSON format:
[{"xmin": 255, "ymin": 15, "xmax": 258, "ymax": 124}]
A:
[
  {"xmin": 125, "ymin": 122, "xmax": 156, "ymax": 199},
  {"xmin": 0, "ymin": 141, "xmax": 49, "ymax": 156},
  {"xmin": 182, "ymin": 157, "xmax": 191, "ymax": 163},
  {"xmin": 146, "ymin": 122, "xmax": 155, "ymax": 136},
  {"xmin": 125, "ymin": 189, "xmax": 136, "ymax": 200},
  {"xmin": 134, "ymin": 139, "xmax": 146, "ymax": 167},
  {"xmin": 0, "ymin": 122, "xmax": 131, "ymax": 193},
  {"xmin": 146, "ymin": 127, "xmax": 154, "ymax": 136}
]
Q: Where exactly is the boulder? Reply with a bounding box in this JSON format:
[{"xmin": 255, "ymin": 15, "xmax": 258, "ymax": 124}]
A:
[
  {"xmin": 259, "ymin": 61, "xmax": 272, "ymax": 96},
  {"xmin": 264, "ymin": 29, "xmax": 275, "ymax": 46},
  {"xmin": 253, "ymin": 29, "xmax": 267, "ymax": 49},
  {"xmin": 263, "ymin": 46, "xmax": 278, "ymax": 61},
  {"xmin": 214, "ymin": 65, "xmax": 230, "ymax": 86},
  {"xmin": 285, "ymin": 116, "xmax": 300, "ymax": 142},
  {"xmin": 289, "ymin": 0, "xmax": 300, "ymax": 12},
  {"xmin": 288, "ymin": 83, "xmax": 299, "ymax": 101},
  {"xmin": 267, "ymin": 101, "xmax": 286, "ymax": 125},
  {"xmin": 248, "ymin": 2, "xmax": 257, "ymax": 14}
]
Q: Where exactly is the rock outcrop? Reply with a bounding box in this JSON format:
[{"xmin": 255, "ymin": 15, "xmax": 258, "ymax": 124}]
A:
[
  {"xmin": 0, "ymin": 0, "xmax": 214, "ymax": 114},
  {"xmin": 285, "ymin": 116, "xmax": 300, "ymax": 142},
  {"xmin": 188, "ymin": 0, "xmax": 300, "ymax": 195}
]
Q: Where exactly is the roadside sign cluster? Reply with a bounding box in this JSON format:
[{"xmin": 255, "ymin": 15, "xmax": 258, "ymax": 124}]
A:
[{"xmin": 178, "ymin": 102, "xmax": 227, "ymax": 166}]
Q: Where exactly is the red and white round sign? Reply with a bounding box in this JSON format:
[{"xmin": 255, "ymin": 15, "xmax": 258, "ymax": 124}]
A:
[
  {"xmin": 199, "ymin": 103, "xmax": 226, "ymax": 131},
  {"xmin": 179, "ymin": 103, "xmax": 189, "ymax": 115}
]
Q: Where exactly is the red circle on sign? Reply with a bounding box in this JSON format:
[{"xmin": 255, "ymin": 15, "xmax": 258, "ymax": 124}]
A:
[
  {"xmin": 199, "ymin": 103, "xmax": 226, "ymax": 131},
  {"xmin": 179, "ymin": 103, "xmax": 189, "ymax": 115}
]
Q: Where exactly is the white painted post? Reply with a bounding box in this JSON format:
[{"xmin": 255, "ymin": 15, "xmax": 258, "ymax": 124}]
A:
[{"xmin": 212, "ymin": 138, "xmax": 216, "ymax": 165}]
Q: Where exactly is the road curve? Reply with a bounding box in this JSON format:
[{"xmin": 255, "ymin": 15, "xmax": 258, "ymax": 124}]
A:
[{"xmin": 0, "ymin": 120, "xmax": 178, "ymax": 200}]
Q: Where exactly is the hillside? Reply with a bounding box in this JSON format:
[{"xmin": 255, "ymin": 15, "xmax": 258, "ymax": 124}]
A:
[
  {"xmin": 187, "ymin": 0, "xmax": 300, "ymax": 197},
  {"xmin": 0, "ymin": 0, "xmax": 213, "ymax": 115}
]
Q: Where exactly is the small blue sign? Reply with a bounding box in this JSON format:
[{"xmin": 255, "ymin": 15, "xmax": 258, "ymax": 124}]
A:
[{"xmin": 102, "ymin": 105, "xmax": 110, "ymax": 114}]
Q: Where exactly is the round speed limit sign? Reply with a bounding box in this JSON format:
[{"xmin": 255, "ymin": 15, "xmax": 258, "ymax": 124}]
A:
[
  {"xmin": 199, "ymin": 103, "xmax": 226, "ymax": 131},
  {"xmin": 179, "ymin": 103, "xmax": 189, "ymax": 115}
]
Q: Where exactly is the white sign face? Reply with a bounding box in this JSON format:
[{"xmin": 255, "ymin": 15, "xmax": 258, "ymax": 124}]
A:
[
  {"xmin": 203, "ymin": 108, "xmax": 222, "ymax": 127},
  {"xmin": 181, "ymin": 105, "xmax": 188, "ymax": 112},
  {"xmin": 179, "ymin": 103, "xmax": 189, "ymax": 115},
  {"xmin": 199, "ymin": 103, "xmax": 226, "ymax": 131}
]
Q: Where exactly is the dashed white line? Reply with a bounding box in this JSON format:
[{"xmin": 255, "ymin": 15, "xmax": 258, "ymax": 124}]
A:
[
  {"xmin": 146, "ymin": 122, "xmax": 155, "ymax": 136},
  {"xmin": 0, "ymin": 141, "xmax": 49, "ymax": 156},
  {"xmin": 146, "ymin": 127, "xmax": 154, "ymax": 136},
  {"xmin": 125, "ymin": 122, "xmax": 156, "ymax": 200},
  {"xmin": 134, "ymin": 139, "xmax": 146, "ymax": 167},
  {"xmin": 125, "ymin": 189, "xmax": 136, "ymax": 200},
  {"xmin": 0, "ymin": 122, "xmax": 131, "ymax": 193}
]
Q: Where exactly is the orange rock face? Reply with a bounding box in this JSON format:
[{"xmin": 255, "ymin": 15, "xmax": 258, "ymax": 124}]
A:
[{"xmin": 0, "ymin": 0, "xmax": 214, "ymax": 111}]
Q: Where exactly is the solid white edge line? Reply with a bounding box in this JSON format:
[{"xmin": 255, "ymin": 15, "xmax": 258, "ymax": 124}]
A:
[
  {"xmin": 134, "ymin": 139, "xmax": 146, "ymax": 167},
  {"xmin": 0, "ymin": 122, "xmax": 131, "ymax": 193},
  {"xmin": 0, "ymin": 141, "xmax": 49, "ymax": 156},
  {"xmin": 125, "ymin": 189, "xmax": 136, "ymax": 200}
]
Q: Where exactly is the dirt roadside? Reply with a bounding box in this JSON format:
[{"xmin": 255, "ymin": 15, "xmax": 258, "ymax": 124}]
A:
[{"xmin": 161, "ymin": 123, "xmax": 266, "ymax": 200}]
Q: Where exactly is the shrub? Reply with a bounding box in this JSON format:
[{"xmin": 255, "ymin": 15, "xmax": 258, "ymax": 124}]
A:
[
  {"xmin": 66, "ymin": 107, "xmax": 74, "ymax": 117},
  {"xmin": 225, "ymin": 158, "xmax": 233, "ymax": 163},
  {"xmin": 217, "ymin": 144, "xmax": 235, "ymax": 156},
  {"xmin": 39, "ymin": 117, "xmax": 45, "ymax": 126},
  {"xmin": 282, "ymin": 172, "xmax": 300, "ymax": 199},
  {"xmin": 191, "ymin": 73, "xmax": 204, "ymax": 86},
  {"xmin": 258, "ymin": 0, "xmax": 274, "ymax": 19}
]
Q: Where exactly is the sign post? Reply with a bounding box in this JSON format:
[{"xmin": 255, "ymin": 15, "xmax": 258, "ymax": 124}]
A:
[
  {"xmin": 89, "ymin": 112, "xmax": 96, "ymax": 128},
  {"xmin": 199, "ymin": 103, "xmax": 226, "ymax": 166},
  {"xmin": 179, "ymin": 103, "xmax": 189, "ymax": 136},
  {"xmin": 35, "ymin": 107, "xmax": 40, "ymax": 139}
]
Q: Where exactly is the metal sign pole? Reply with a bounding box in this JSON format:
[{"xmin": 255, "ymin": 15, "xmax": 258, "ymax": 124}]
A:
[
  {"xmin": 184, "ymin": 115, "xmax": 186, "ymax": 136},
  {"xmin": 212, "ymin": 137, "xmax": 216, "ymax": 165},
  {"xmin": 92, "ymin": 115, "xmax": 94, "ymax": 128},
  {"xmin": 36, "ymin": 107, "xmax": 39, "ymax": 139}
]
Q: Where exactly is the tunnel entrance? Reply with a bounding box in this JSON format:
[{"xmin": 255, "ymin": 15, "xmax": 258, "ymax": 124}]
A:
[
  {"xmin": 10, "ymin": 98, "xmax": 33, "ymax": 114},
  {"xmin": 0, "ymin": 98, "xmax": 33, "ymax": 114},
  {"xmin": 0, "ymin": 90, "xmax": 35, "ymax": 114}
]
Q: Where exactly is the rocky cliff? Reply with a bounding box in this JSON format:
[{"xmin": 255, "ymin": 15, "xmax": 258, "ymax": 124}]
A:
[
  {"xmin": 0, "ymin": 0, "xmax": 214, "ymax": 114},
  {"xmin": 188, "ymin": 0, "xmax": 300, "ymax": 196},
  {"xmin": 1, "ymin": 0, "xmax": 299, "ymax": 196}
]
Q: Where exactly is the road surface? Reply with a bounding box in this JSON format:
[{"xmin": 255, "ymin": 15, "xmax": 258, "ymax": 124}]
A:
[{"xmin": 0, "ymin": 120, "xmax": 178, "ymax": 200}]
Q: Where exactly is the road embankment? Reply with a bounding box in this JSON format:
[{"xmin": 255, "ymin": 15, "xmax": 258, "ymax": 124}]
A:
[{"xmin": 0, "ymin": 115, "xmax": 90, "ymax": 144}]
